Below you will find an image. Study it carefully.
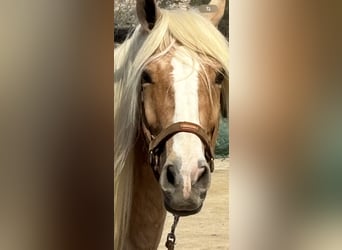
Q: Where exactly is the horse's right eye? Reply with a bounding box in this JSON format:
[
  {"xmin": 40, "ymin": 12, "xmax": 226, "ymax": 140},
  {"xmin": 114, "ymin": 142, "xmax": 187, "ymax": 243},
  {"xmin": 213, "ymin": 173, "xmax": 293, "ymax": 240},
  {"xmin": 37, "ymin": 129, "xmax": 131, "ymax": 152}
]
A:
[
  {"xmin": 215, "ymin": 70, "xmax": 225, "ymax": 85},
  {"xmin": 141, "ymin": 71, "xmax": 153, "ymax": 84}
]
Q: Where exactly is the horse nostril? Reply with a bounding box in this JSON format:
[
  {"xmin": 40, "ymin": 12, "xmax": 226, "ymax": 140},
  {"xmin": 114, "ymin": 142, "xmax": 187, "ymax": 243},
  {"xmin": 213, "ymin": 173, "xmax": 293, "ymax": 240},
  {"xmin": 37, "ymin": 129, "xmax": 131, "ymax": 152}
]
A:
[
  {"xmin": 197, "ymin": 166, "xmax": 208, "ymax": 183},
  {"xmin": 160, "ymin": 163, "xmax": 180, "ymax": 192},
  {"xmin": 195, "ymin": 162, "xmax": 210, "ymax": 189},
  {"xmin": 166, "ymin": 165, "xmax": 175, "ymax": 185}
]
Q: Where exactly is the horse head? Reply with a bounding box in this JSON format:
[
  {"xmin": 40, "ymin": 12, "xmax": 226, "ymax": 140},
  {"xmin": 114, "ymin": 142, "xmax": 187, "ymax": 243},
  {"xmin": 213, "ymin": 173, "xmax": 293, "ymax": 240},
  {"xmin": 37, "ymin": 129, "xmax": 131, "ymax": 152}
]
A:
[{"xmin": 136, "ymin": 0, "xmax": 228, "ymax": 216}]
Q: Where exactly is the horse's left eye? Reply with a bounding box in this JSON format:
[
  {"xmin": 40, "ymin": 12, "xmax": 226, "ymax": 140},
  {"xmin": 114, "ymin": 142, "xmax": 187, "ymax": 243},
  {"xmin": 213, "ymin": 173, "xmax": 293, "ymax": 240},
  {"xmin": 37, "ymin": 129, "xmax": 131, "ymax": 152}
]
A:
[
  {"xmin": 215, "ymin": 71, "xmax": 225, "ymax": 85},
  {"xmin": 141, "ymin": 71, "xmax": 153, "ymax": 85}
]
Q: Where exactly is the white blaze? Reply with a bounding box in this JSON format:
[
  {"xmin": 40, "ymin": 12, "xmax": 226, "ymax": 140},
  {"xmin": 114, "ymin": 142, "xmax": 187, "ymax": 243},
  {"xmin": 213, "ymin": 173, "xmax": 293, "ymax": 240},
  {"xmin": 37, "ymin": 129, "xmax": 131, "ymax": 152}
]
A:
[{"xmin": 171, "ymin": 47, "xmax": 205, "ymax": 199}]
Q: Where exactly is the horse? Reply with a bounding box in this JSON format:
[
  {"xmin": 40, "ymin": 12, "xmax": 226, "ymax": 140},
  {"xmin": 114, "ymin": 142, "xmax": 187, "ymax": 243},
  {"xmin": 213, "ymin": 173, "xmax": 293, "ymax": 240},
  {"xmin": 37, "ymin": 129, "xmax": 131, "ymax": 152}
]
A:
[{"xmin": 114, "ymin": 0, "xmax": 229, "ymax": 248}]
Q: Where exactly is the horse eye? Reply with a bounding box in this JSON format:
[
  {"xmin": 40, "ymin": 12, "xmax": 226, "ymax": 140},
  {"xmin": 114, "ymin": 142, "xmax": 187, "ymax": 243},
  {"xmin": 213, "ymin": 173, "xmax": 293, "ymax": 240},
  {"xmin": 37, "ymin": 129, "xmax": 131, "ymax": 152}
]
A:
[
  {"xmin": 141, "ymin": 71, "xmax": 153, "ymax": 84},
  {"xmin": 215, "ymin": 71, "xmax": 225, "ymax": 84}
]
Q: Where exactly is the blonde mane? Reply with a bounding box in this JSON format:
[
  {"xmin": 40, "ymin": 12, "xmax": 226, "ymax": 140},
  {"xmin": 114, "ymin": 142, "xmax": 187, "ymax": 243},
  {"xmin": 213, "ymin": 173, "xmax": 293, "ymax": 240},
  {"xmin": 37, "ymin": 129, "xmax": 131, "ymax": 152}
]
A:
[{"xmin": 114, "ymin": 9, "xmax": 229, "ymax": 249}]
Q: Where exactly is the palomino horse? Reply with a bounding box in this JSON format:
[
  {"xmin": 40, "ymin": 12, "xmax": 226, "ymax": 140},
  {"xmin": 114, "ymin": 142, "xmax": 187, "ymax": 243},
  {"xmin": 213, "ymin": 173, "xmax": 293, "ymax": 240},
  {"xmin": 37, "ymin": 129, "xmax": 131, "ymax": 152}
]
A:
[{"xmin": 114, "ymin": 0, "xmax": 228, "ymax": 248}]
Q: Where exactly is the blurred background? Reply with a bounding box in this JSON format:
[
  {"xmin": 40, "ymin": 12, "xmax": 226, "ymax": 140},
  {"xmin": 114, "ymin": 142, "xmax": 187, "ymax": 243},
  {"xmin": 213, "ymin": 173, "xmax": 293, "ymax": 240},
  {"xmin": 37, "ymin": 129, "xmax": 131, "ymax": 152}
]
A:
[{"xmin": 1, "ymin": 0, "xmax": 341, "ymax": 249}]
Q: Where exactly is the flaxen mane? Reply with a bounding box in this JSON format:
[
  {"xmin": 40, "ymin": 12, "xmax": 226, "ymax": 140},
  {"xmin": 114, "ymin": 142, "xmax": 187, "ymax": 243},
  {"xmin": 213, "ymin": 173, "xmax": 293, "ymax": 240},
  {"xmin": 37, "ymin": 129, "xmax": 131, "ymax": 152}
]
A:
[{"xmin": 114, "ymin": 8, "xmax": 229, "ymax": 249}]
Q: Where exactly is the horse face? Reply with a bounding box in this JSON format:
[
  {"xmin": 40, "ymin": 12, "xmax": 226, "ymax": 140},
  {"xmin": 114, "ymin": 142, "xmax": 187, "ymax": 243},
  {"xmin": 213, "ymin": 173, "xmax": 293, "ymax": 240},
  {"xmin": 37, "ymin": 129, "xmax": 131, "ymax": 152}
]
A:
[{"xmin": 141, "ymin": 46, "xmax": 223, "ymax": 215}]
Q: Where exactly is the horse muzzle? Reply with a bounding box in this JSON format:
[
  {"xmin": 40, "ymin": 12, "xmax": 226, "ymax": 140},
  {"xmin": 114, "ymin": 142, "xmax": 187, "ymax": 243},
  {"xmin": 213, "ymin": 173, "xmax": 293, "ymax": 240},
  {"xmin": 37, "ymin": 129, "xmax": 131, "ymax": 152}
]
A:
[{"xmin": 159, "ymin": 161, "xmax": 211, "ymax": 216}]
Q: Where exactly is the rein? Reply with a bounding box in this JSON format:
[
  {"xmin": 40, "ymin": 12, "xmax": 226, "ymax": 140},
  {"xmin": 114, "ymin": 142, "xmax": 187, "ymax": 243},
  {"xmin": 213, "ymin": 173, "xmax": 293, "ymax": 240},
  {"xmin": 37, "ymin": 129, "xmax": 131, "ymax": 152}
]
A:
[{"xmin": 165, "ymin": 214, "xmax": 180, "ymax": 250}]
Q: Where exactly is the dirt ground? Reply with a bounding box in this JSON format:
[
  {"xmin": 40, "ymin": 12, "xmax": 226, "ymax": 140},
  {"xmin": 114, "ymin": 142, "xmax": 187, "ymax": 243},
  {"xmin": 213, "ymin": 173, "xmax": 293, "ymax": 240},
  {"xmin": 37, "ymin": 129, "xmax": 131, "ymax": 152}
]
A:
[{"xmin": 158, "ymin": 158, "xmax": 229, "ymax": 250}]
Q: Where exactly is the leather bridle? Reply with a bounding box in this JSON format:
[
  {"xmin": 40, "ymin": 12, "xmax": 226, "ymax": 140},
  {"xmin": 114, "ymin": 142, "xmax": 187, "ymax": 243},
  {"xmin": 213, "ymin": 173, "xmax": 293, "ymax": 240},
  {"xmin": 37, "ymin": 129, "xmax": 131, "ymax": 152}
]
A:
[
  {"xmin": 140, "ymin": 84, "xmax": 220, "ymax": 250},
  {"xmin": 141, "ymin": 89, "xmax": 217, "ymax": 179}
]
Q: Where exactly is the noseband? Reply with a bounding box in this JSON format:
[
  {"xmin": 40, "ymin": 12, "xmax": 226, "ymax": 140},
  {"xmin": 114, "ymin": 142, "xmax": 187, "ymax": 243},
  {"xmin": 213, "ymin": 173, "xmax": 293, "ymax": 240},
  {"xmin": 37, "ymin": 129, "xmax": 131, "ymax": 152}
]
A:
[{"xmin": 141, "ymin": 94, "xmax": 216, "ymax": 179}]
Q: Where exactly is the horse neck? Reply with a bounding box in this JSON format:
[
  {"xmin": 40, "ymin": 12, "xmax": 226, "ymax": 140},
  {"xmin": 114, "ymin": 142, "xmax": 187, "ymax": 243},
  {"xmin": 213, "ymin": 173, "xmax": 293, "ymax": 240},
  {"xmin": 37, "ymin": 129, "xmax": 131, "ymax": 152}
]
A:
[{"xmin": 126, "ymin": 134, "xmax": 166, "ymax": 249}]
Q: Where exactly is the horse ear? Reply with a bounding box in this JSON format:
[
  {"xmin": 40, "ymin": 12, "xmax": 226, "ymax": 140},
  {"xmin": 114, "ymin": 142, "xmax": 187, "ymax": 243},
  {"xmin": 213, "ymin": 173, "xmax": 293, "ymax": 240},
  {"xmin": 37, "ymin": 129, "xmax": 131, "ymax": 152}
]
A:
[
  {"xmin": 136, "ymin": 0, "xmax": 161, "ymax": 32},
  {"xmin": 202, "ymin": 0, "xmax": 226, "ymax": 26}
]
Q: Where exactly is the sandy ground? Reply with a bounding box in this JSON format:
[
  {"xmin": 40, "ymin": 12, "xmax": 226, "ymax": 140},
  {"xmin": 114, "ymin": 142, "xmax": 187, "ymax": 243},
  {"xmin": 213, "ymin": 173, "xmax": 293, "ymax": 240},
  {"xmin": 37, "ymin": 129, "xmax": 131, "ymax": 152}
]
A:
[{"xmin": 158, "ymin": 158, "xmax": 229, "ymax": 250}]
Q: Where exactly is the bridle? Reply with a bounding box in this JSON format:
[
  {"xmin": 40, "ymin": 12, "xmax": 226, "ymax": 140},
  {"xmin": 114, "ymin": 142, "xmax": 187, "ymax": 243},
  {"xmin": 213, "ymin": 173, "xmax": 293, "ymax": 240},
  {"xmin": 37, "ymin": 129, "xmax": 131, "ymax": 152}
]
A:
[
  {"xmin": 143, "ymin": 120, "xmax": 215, "ymax": 174},
  {"xmin": 140, "ymin": 90, "xmax": 216, "ymax": 180},
  {"xmin": 140, "ymin": 76, "xmax": 219, "ymax": 250}
]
